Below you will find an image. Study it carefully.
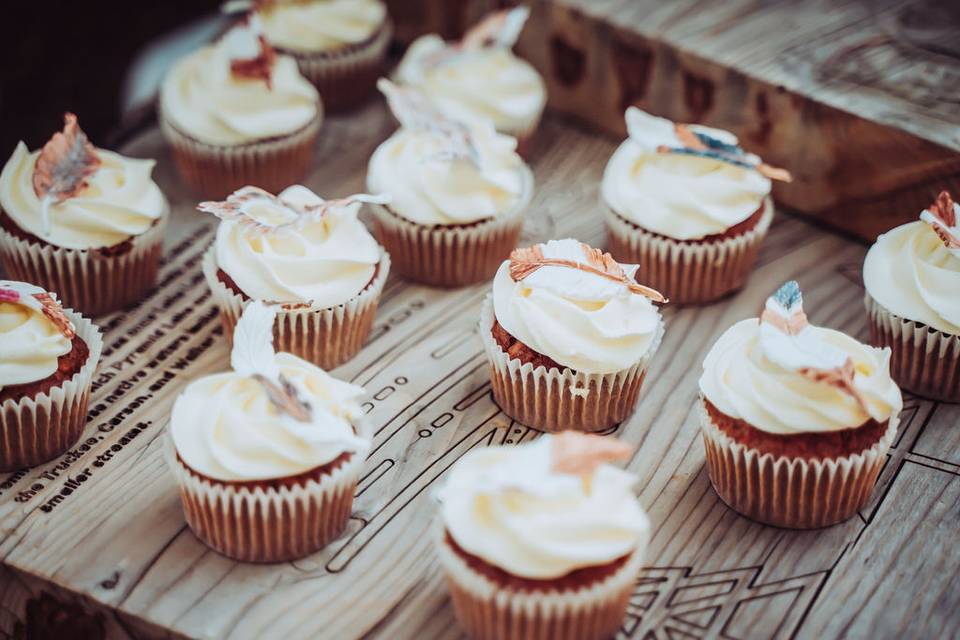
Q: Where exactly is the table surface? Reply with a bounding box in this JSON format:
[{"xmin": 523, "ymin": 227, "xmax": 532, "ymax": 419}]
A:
[{"xmin": 0, "ymin": 103, "xmax": 958, "ymax": 640}]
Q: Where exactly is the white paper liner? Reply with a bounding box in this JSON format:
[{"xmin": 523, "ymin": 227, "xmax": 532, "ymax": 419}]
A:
[
  {"xmin": 165, "ymin": 425, "xmax": 367, "ymax": 563},
  {"xmin": 604, "ymin": 196, "xmax": 773, "ymax": 305},
  {"xmin": 0, "ymin": 309, "xmax": 102, "ymax": 471},
  {"xmin": 865, "ymin": 292, "xmax": 960, "ymax": 402},
  {"xmin": 435, "ymin": 521, "xmax": 645, "ymax": 640},
  {"xmin": 0, "ymin": 206, "xmax": 169, "ymax": 316},
  {"xmin": 699, "ymin": 396, "xmax": 899, "ymax": 529},
  {"xmin": 479, "ymin": 295, "xmax": 663, "ymax": 432},
  {"xmin": 368, "ymin": 165, "xmax": 534, "ymax": 287},
  {"xmin": 203, "ymin": 245, "xmax": 389, "ymax": 370}
]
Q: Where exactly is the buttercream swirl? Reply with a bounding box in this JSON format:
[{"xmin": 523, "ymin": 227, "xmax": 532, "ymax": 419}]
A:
[
  {"xmin": 215, "ymin": 185, "xmax": 382, "ymax": 306},
  {"xmin": 0, "ymin": 282, "xmax": 72, "ymax": 391},
  {"xmin": 438, "ymin": 435, "xmax": 650, "ymax": 579},
  {"xmin": 257, "ymin": 0, "xmax": 386, "ymax": 52},
  {"xmin": 0, "ymin": 143, "xmax": 166, "ymax": 250},
  {"xmin": 366, "ymin": 121, "xmax": 531, "ymax": 225},
  {"xmin": 700, "ymin": 319, "xmax": 902, "ymax": 435},
  {"xmin": 395, "ymin": 35, "xmax": 546, "ymax": 134},
  {"xmin": 863, "ymin": 220, "xmax": 960, "ymax": 335},
  {"xmin": 170, "ymin": 351, "xmax": 369, "ymax": 481},
  {"xmin": 492, "ymin": 239, "xmax": 663, "ymax": 374}
]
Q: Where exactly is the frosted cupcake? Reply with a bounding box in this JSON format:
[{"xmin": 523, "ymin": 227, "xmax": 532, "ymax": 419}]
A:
[
  {"xmin": 394, "ymin": 7, "xmax": 546, "ymax": 156},
  {"xmin": 602, "ymin": 108, "xmax": 790, "ymax": 304},
  {"xmin": 699, "ymin": 281, "xmax": 902, "ymax": 528},
  {"xmin": 863, "ymin": 191, "xmax": 960, "ymax": 401},
  {"xmin": 201, "ymin": 184, "xmax": 389, "ymax": 369},
  {"xmin": 367, "ymin": 80, "xmax": 533, "ymax": 287},
  {"xmin": 436, "ymin": 432, "xmax": 650, "ymax": 640},
  {"xmin": 160, "ymin": 17, "xmax": 322, "ymax": 197},
  {"xmin": 0, "ymin": 114, "xmax": 168, "ymax": 315},
  {"xmin": 481, "ymin": 239, "xmax": 665, "ymax": 431},
  {"xmin": 249, "ymin": 0, "xmax": 391, "ymax": 111},
  {"xmin": 168, "ymin": 301, "xmax": 371, "ymax": 562},
  {"xmin": 0, "ymin": 281, "xmax": 102, "ymax": 471}
]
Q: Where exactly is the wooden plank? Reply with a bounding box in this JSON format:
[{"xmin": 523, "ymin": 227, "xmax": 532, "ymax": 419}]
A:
[{"xmin": 1, "ymin": 104, "xmax": 958, "ymax": 639}]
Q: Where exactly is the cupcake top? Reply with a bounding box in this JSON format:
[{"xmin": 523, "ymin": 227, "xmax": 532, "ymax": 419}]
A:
[
  {"xmin": 863, "ymin": 191, "xmax": 960, "ymax": 335},
  {"xmin": 492, "ymin": 239, "xmax": 666, "ymax": 374},
  {"xmin": 202, "ymin": 184, "xmax": 386, "ymax": 307},
  {"xmin": 394, "ymin": 7, "xmax": 546, "ymax": 134},
  {"xmin": 367, "ymin": 80, "xmax": 531, "ymax": 226},
  {"xmin": 171, "ymin": 301, "xmax": 370, "ymax": 482},
  {"xmin": 602, "ymin": 108, "xmax": 790, "ymax": 241},
  {"xmin": 700, "ymin": 281, "xmax": 902, "ymax": 435},
  {"xmin": 438, "ymin": 433, "xmax": 650, "ymax": 579},
  {"xmin": 253, "ymin": 0, "xmax": 387, "ymax": 53},
  {"xmin": 0, "ymin": 281, "xmax": 75, "ymax": 391},
  {"xmin": 0, "ymin": 114, "xmax": 166, "ymax": 250},
  {"xmin": 161, "ymin": 17, "xmax": 320, "ymax": 146}
]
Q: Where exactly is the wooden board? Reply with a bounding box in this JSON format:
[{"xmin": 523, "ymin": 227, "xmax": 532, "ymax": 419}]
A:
[{"xmin": 1, "ymin": 103, "xmax": 959, "ymax": 640}]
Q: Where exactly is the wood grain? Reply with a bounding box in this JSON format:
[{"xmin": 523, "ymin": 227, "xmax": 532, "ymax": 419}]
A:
[{"xmin": 0, "ymin": 103, "xmax": 958, "ymax": 640}]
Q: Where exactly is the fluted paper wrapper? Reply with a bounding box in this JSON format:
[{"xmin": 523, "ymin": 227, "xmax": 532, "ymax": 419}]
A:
[
  {"xmin": 160, "ymin": 110, "xmax": 322, "ymax": 198},
  {"xmin": 479, "ymin": 296, "xmax": 662, "ymax": 432},
  {"xmin": 203, "ymin": 246, "xmax": 389, "ymax": 370},
  {"xmin": 865, "ymin": 292, "xmax": 959, "ymax": 402},
  {"xmin": 166, "ymin": 430, "xmax": 365, "ymax": 563},
  {"xmin": 369, "ymin": 167, "xmax": 533, "ymax": 287},
  {"xmin": 435, "ymin": 523, "xmax": 645, "ymax": 640},
  {"xmin": 699, "ymin": 397, "xmax": 898, "ymax": 529},
  {"xmin": 0, "ymin": 310, "xmax": 102, "ymax": 472},
  {"xmin": 0, "ymin": 209, "xmax": 168, "ymax": 316},
  {"xmin": 604, "ymin": 197, "xmax": 773, "ymax": 305},
  {"xmin": 286, "ymin": 20, "xmax": 392, "ymax": 112}
]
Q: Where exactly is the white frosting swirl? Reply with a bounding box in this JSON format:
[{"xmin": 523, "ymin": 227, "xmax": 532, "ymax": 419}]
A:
[
  {"xmin": 0, "ymin": 298, "xmax": 72, "ymax": 391},
  {"xmin": 171, "ymin": 351, "xmax": 369, "ymax": 481},
  {"xmin": 257, "ymin": 0, "xmax": 386, "ymax": 52},
  {"xmin": 395, "ymin": 35, "xmax": 546, "ymax": 134},
  {"xmin": 438, "ymin": 436, "xmax": 650, "ymax": 579},
  {"xmin": 699, "ymin": 319, "xmax": 902, "ymax": 434},
  {"xmin": 366, "ymin": 121, "xmax": 530, "ymax": 225},
  {"xmin": 863, "ymin": 220, "xmax": 960, "ymax": 335},
  {"xmin": 215, "ymin": 185, "xmax": 382, "ymax": 307},
  {"xmin": 492, "ymin": 239, "xmax": 663, "ymax": 374},
  {"xmin": 160, "ymin": 29, "xmax": 319, "ymax": 146},
  {"xmin": 0, "ymin": 143, "xmax": 167, "ymax": 250}
]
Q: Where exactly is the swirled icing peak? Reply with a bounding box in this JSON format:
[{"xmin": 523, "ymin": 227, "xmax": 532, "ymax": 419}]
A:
[
  {"xmin": 247, "ymin": 0, "xmax": 387, "ymax": 53},
  {"xmin": 0, "ymin": 281, "xmax": 75, "ymax": 391}
]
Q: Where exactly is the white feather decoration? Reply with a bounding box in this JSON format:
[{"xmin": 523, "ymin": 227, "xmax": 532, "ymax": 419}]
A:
[{"xmin": 231, "ymin": 300, "xmax": 280, "ymax": 381}]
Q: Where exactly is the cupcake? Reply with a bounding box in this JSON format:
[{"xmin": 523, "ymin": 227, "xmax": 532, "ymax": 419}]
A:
[
  {"xmin": 435, "ymin": 432, "xmax": 651, "ymax": 640},
  {"xmin": 249, "ymin": 0, "xmax": 392, "ymax": 112},
  {"xmin": 201, "ymin": 184, "xmax": 389, "ymax": 369},
  {"xmin": 481, "ymin": 239, "xmax": 666, "ymax": 432},
  {"xmin": 602, "ymin": 108, "xmax": 791, "ymax": 305},
  {"xmin": 168, "ymin": 300, "xmax": 371, "ymax": 562},
  {"xmin": 367, "ymin": 80, "xmax": 533, "ymax": 287},
  {"xmin": 394, "ymin": 7, "xmax": 546, "ymax": 156},
  {"xmin": 159, "ymin": 16, "xmax": 322, "ymax": 197},
  {"xmin": 699, "ymin": 281, "xmax": 902, "ymax": 528},
  {"xmin": 0, "ymin": 113, "xmax": 169, "ymax": 315},
  {"xmin": 0, "ymin": 281, "xmax": 102, "ymax": 471},
  {"xmin": 863, "ymin": 191, "xmax": 960, "ymax": 401}
]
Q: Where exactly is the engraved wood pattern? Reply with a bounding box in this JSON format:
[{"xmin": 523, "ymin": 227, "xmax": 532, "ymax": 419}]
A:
[{"xmin": 0, "ymin": 105, "xmax": 958, "ymax": 639}]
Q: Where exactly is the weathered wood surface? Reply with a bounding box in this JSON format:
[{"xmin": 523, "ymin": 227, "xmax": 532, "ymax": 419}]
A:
[{"xmin": 1, "ymin": 104, "xmax": 958, "ymax": 640}]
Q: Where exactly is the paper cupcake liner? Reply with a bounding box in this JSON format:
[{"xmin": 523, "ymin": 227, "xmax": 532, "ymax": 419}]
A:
[
  {"xmin": 865, "ymin": 293, "xmax": 960, "ymax": 402},
  {"xmin": 159, "ymin": 109, "xmax": 323, "ymax": 199},
  {"xmin": 369, "ymin": 166, "xmax": 533, "ymax": 287},
  {"xmin": 0, "ymin": 208, "xmax": 169, "ymax": 316},
  {"xmin": 699, "ymin": 397, "xmax": 898, "ymax": 529},
  {"xmin": 479, "ymin": 296, "xmax": 663, "ymax": 432},
  {"xmin": 166, "ymin": 430, "xmax": 365, "ymax": 563},
  {"xmin": 0, "ymin": 310, "xmax": 102, "ymax": 472},
  {"xmin": 203, "ymin": 246, "xmax": 389, "ymax": 370},
  {"xmin": 435, "ymin": 522, "xmax": 645, "ymax": 640},
  {"xmin": 284, "ymin": 20, "xmax": 393, "ymax": 112},
  {"xmin": 604, "ymin": 197, "xmax": 773, "ymax": 305}
]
